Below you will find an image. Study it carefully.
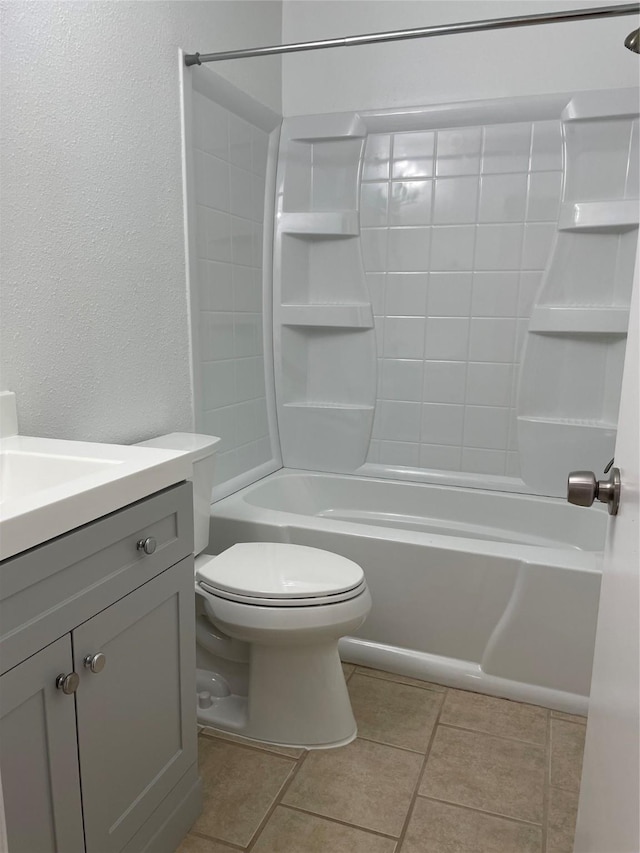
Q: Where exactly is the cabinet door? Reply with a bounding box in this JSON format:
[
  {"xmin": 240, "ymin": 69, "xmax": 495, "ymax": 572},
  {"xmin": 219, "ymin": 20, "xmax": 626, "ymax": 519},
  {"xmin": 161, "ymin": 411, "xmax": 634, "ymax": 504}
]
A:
[
  {"xmin": 73, "ymin": 558, "xmax": 196, "ymax": 853},
  {"xmin": 0, "ymin": 636, "xmax": 85, "ymax": 853}
]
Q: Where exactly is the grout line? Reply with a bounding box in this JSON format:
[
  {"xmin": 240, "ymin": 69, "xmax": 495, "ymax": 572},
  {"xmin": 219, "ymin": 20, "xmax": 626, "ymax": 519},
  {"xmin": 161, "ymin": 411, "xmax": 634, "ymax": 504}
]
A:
[
  {"xmin": 342, "ymin": 665, "xmax": 356, "ymax": 683},
  {"xmin": 361, "ymin": 167, "xmax": 564, "ymax": 184},
  {"xmin": 460, "ymin": 137, "xmax": 483, "ymax": 475},
  {"xmin": 548, "ymin": 781, "xmax": 582, "ymax": 795},
  {"xmin": 415, "ymin": 794, "xmax": 544, "ymax": 829},
  {"xmin": 198, "ymin": 729, "xmax": 304, "ymax": 761},
  {"xmin": 436, "ymin": 720, "xmax": 548, "ymax": 748},
  {"xmin": 277, "ymin": 802, "xmax": 401, "ymax": 841},
  {"xmin": 353, "ymin": 669, "xmax": 447, "ymax": 693},
  {"xmin": 549, "ymin": 712, "xmax": 587, "ymax": 725},
  {"xmin": 355, "ymin": 735, "xmax": 428, "ymax": 756},
  {"xmin": 245, "ymin": 748, "xmax": 310, "ymax": 852},
  {"xmin": 188, "ymin": 829, "xmax": 246, "ymax": 850},
  {"xmin": 548, "ymin": 716, "xmax": 555, "ymax": 789},
  {"xmin": 393, "ymin": 686, "xmax": 449, "ymax": 850},
  {"xmin": 542, "ymin": 708, "xmax": 552, "ymax": 853}
]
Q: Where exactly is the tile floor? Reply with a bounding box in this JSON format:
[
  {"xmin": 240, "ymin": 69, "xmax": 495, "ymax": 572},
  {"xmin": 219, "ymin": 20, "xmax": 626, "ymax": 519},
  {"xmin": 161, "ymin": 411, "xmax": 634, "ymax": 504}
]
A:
[{"xmin": 178, "ymin": 664, "xmax": 586, "ymax": 853}]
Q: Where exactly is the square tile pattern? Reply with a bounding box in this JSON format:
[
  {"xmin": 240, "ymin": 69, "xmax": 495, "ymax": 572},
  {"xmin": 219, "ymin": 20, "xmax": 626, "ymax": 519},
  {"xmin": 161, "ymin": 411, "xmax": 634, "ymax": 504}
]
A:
[
  {"xmin": 192, "ymin": 90, "xmax": 273, "ymax": 487},
  {"xmin": 361, "ymin": 121, "xmax": 563, "ymax": 478},
  {"xmin": 178, "ymin": 666, "xmax": 586, "ymax": 852}
]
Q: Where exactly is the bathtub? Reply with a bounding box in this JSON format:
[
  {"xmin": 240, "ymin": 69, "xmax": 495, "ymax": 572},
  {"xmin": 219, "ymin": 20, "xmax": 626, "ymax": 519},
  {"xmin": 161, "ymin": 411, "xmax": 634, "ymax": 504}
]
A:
[{"xmin": 209, "ymin": 469, "xmax": 607, "ymax": 714}]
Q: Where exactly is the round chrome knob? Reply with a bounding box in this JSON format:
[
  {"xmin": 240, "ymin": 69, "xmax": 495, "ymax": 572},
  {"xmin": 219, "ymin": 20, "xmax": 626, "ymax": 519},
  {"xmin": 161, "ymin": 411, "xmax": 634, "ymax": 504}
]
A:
[
  {"xmin": 56, "ymin": 672, "xmax": 79, "ymax": 695},
  {"xmin": 567, "ymin": 467, "xmax": 621, "ymax": 515},
  {"xmin": 136, "ymin": 536, "xmax": 157, "ymax": 555},
  {"xmin": 84, "ymin": 653, "xmax": 106, "ymax": 674},
  {"xmin": 567, "ymin": 471, "xmax": 597, "ymax": 507}
]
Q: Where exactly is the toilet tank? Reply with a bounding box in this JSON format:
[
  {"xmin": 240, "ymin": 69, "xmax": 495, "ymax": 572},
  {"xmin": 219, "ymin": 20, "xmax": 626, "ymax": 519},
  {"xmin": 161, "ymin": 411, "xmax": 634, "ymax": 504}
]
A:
[{"xmin": 135, "ymin": 432, "xmax": 220, "ymax": 556}]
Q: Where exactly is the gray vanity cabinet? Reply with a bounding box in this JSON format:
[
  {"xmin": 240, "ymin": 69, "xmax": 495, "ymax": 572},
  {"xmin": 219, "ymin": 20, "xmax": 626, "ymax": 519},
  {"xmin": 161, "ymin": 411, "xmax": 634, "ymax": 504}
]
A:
[
  {"xmin": 75, "ymin": 559, "xmax": 195, "ymax": 853},
  {"xmin": 0, "ymin": 636, "xmax": 85, "ymax": 853},
  {"xmin": 0, "ymin": 482, "xmax": 201, "ymax": 853}
]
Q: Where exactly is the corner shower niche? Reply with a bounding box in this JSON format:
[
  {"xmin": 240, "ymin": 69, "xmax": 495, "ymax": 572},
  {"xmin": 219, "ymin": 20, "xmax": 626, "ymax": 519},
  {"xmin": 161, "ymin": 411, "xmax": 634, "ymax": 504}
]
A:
[
  {"xmin": 274, "ymin": 113, "xmax": 376, "ymax": 470},
  {"xmin": 518, "ymin": 89, "xmax": 639, "ymax": 495}
]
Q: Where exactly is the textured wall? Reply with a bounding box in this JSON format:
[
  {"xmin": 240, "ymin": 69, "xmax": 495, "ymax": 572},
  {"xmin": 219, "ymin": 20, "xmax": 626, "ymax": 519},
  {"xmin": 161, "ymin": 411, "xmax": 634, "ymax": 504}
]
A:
[
  {"xmin": 0, "ymin": 1, "xmax": 281, "ymax": 442},
  {"xmin": 282, "ymin": 0, "xmax": 639, "ymax": 115}
]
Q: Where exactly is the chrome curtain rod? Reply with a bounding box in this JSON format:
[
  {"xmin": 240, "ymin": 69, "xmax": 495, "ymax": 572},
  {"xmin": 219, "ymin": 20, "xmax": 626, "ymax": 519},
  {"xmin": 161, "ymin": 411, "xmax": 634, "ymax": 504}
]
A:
[{"xmin": 184, "ymin": 3, "xmax": 639, "ymax": 66}]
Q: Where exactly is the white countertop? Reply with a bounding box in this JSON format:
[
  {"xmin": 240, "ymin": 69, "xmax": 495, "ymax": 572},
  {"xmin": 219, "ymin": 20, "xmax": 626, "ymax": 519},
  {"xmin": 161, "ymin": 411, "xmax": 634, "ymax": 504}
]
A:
[{"xmin": 0, "ymin": 435, "xmax": 191, "ymax": 561}]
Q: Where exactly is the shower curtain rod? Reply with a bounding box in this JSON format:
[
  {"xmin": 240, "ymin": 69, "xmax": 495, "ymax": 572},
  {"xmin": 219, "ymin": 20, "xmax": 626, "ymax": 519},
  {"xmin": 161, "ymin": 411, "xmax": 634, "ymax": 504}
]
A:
[{"xmin": 184, "ymin": 3, "xmax": 639, "ymax": 66}]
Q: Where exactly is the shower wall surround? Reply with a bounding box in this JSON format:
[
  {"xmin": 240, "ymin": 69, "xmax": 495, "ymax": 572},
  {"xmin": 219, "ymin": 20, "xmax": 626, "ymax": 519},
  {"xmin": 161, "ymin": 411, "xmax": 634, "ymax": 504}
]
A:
[
  {"xmin": 186, "ymin": 67, "xmax": 281, "ymax": 496},
  {"xmin": 360, "ymin": 119, "xmax": 562, "ymax": 481},
  {"xmin": 274, "ymin": 89, "xmax": 639, "ymax": 497}
]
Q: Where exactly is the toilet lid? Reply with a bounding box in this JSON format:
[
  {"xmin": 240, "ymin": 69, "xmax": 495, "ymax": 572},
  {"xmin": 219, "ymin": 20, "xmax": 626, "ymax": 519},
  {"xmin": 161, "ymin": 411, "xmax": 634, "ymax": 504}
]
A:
[{"xmin": 196, "ymin": 542, "xmax": 365, "ymax": 600}]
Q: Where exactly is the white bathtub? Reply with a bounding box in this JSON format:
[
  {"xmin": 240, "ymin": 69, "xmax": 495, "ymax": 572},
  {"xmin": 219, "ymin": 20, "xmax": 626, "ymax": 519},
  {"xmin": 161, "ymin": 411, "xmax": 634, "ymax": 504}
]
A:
[{"xmin": 209, "ymin": 469, "xmax": 607, "ymax": 714}]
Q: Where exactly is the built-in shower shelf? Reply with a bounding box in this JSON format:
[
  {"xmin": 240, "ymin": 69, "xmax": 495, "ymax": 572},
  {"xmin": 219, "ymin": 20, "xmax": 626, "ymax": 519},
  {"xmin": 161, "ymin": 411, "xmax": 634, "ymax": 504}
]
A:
[
  {"xmin": 283, "ymin": 402, "xmax": 375, "ymax": 411},
  {"xmin": 518, "ymin": 415, "xmax": 617, "ymax": 428},
  {"xmin": 279, "ymin": 402, "xmax": 375, "ymax": 472},
  {"xmin": 558, "ymin": 201, "xmax": 639, "ymax": 233},
  {"xmin": 287, "ymin": 112, "xmax": 367, "ymax": 141},
  {"xmin": 529, "ymin": 305, "xmax": 629, "ymax": 335},
  {"xmin": 280, "ymin": 303, "xmax": 373, "ymax": 328},
  {"xmin": 517, "ymin": 416, "xmax": 617, "ymax": 493},
  {"xmin": 279, "ymin": 211, "xmax": 359, "ymax": 236},
  {"xmin": 562, "ymin": 89, "xmax": 640, "ymax": 122}
]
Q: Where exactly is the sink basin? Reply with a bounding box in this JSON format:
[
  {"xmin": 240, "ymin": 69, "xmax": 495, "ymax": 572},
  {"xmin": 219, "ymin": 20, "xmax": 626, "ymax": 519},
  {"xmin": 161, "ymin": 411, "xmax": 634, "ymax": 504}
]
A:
[
  {"xmin": 0, "ymin": 449, "xmax": 121, "ymax": 503},
  {"xmin": 0, "ymin": 435, "xmax": 192, "ymax": 561}
]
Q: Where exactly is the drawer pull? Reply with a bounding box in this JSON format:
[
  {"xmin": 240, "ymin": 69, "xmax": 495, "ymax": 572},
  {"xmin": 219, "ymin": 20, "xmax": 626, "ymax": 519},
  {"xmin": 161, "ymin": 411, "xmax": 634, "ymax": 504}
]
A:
[
  {"xmin": 56, "ymin": 672, "xmax": 79, "ymax": 695},
  {"xmin": 136, "ymin": 536, "xmax": 157, "ymax": 555},
  {"xmin": 84, "ymin": 653, "xmax": 106, "ymax": 674}
]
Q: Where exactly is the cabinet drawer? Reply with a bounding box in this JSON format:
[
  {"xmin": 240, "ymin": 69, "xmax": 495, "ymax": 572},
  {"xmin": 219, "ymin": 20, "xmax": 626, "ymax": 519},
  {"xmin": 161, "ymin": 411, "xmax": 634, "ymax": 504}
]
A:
[{"xmin": 0, "ymin": 482, "xmax": 193, "ymax": 675}]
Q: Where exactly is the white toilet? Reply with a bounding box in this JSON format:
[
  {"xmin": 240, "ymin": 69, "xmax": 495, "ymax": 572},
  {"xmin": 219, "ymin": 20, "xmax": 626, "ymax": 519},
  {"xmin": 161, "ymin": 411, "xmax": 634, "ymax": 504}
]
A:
[{"xmin": 137, "ymin": 433, "xmax": 371, "ymax": 748}]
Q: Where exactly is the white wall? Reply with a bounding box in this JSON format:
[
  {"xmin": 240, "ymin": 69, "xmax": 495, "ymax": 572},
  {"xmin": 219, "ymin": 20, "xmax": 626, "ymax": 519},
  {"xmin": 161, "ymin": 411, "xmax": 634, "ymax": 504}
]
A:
[
  {"xmin": 282, "ymin": 1, "xmax": 639, "ymax": 115},
  {"xmin": 0, "ymin": 0, "xmax": 281, "ymax": 443}
]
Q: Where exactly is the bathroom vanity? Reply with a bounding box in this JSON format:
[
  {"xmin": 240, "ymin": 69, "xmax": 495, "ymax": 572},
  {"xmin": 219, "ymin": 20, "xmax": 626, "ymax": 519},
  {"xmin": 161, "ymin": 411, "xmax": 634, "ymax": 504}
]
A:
[{"xmin": 0, "ymin": 405, "xmax": 201, "ymax": 853}]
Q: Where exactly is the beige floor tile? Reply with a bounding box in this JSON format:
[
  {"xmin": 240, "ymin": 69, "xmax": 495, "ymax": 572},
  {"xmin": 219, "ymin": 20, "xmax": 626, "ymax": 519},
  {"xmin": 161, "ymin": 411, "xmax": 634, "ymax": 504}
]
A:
[
  {"xmin": 252, "ymin": 805, "xmax": 396, "ymax": 853},
  {"xmin": 342, "ymin": 662, "xmax": 356, "ymax": 679},
  {"xmin": 546, "ymin": 787, "xmax": 580, "ymax": 853},
  {"xmin": 200, "ymin": 727, "xmax": 305, "ymax": 758},
  {"xmin": 550, "ymin": 710, "xmax": 587, "ymax": 725},
  {"xmin": 549, "ymin": 720, "xmax": 586, "ymax": 792},
  {"xmin": 400, "ymin": 798, "xmax": 542, "ymax": 853},
  {"xmin": 282, "ymin": 737, "xmax": 423, "ymax": 836},
  {"xmin": 420, "ymin": 725, "xmax": 545, "ymax": 823},
  {"xmin": 440, "ymin": 689, "xmax": 548, "ymax": 745},
  {"xmin": 193, "ymin": 737, "xmax": 296, "ymax": 847},
  {"xmin": 175, "ymin": 834, "xmax": 238, "ymax": 852},
  {"xmin": 355, "ymin": 666, "xmax": 446, "ymax": 692},
  {"xmin": 348, "ymin": 673, "xmax": 443, "ymax": 752}
]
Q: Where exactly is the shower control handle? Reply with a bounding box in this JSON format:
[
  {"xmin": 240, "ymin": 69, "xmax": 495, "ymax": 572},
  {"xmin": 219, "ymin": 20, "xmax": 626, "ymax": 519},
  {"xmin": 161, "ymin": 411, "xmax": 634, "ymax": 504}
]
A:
[{"xmin": 567, "ymin": 467, "xmax": 621, "ymax": 515}]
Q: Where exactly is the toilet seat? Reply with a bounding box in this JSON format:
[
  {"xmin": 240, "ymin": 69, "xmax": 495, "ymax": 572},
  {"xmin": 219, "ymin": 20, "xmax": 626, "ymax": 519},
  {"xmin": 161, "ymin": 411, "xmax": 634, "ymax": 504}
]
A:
[
  {"xmin": 195, "ymin": 542, "xmax": 366, "ymax": 608},
  {"xmin": 198, "ymin": 576, "xmax": 368, "ymax": 607}
]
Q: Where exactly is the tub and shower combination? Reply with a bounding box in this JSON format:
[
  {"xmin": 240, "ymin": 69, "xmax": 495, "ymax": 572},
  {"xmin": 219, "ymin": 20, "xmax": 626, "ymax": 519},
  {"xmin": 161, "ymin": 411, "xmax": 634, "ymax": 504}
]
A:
[
  {"xmin": 186, "ymin": 58, "xmax": 638, "ymax": 718},
  {"xmin": 211, "ymin": 470, "xmax": 605, "ymax": 715}
]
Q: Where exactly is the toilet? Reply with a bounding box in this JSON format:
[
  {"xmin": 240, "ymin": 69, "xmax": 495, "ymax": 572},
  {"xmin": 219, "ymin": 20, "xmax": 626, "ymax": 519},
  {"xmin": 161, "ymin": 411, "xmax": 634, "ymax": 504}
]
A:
[{"xmin": 136, "ymin": 433, "xmax": 371, "ymax": 748}]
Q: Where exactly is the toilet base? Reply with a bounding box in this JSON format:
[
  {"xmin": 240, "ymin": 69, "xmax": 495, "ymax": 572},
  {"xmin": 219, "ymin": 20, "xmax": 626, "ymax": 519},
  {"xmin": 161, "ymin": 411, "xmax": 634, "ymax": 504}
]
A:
[{"xmin": 195, "ymin": 639, "xmax": 358, "ymax": 749}]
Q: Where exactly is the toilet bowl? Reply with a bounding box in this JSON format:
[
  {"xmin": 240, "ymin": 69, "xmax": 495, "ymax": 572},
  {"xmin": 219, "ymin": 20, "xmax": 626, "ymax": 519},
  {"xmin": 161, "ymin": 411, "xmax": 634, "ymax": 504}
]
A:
[
  {"xmin": 136, "ymin": 433, "xmax": 372, "ymax": 748},
  {"xmin": 195, "ymin": 543, "xmax": 371, "ymax": 746}
]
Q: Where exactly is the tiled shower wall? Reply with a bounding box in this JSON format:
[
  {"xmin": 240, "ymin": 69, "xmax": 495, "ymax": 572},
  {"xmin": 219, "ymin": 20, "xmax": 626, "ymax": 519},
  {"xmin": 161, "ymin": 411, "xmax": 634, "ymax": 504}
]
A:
[
  {"xmin": 360, "ymin": 121, "xmax": 563, "ymax": 477},
  {"xmin": 192, "ymin": 90, "xmax": 273, "ymax": 487}
]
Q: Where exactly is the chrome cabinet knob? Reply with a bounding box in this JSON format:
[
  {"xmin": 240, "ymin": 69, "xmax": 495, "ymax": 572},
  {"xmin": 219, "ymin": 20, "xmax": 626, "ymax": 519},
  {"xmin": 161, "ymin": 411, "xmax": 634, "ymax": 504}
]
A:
[
  {"xmin": 567, "ymin": 466, "xmax": 621, "ymax": 515},
  {"xmin": 136, "ymin": 536, "xmax": 157, "ymax": 555},
  {"xmin": 84, "ymin": 653, "xmax": 106, "ymax": 674},
  {"xmin": 56, "ymin": 672, "xmax": 80, "ymax": 695}
]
